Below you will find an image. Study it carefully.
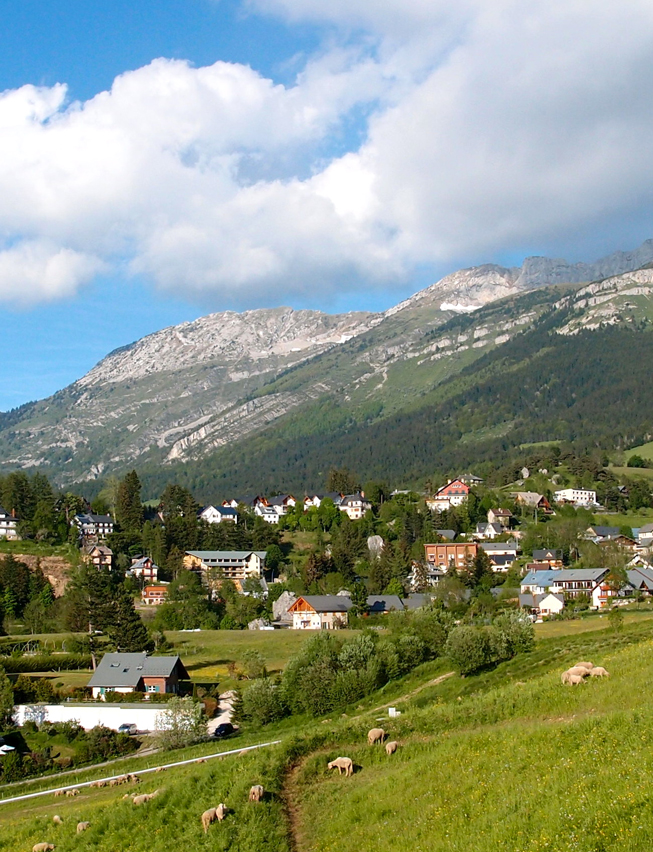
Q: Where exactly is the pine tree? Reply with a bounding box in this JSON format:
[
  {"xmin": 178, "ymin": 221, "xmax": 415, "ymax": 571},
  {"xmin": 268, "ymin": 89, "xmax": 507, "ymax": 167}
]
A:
[
  {"xmin": 116, "ymin": 470, "xmax": 143, "ymax": 534},
  {"xmin": 107, "ymin": 586, "xmax": 152, "ymax": 653},
  {"xmin": 0, "ymin": 665, "xmax": 14, "ymax": 726}
]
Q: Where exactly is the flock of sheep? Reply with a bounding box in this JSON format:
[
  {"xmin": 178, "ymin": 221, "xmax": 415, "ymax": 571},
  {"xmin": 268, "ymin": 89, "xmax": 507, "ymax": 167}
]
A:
[
  {"xmin": 561, "ymin": 661, "xmax": 609, "ymax": 685},
  {"xmin": 327, "ymin": 727, "xmax": 398, "ymax": 778}
]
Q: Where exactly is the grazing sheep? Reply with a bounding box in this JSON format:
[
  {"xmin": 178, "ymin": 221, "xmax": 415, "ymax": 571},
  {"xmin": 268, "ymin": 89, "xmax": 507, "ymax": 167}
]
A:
[
  {"xmin": 327, "ymin": 757, "xmax": 354, "ymax": 777},
  {"xmin": 65, "ymin": 789, "xmax": 79, "ymax": 797},
  {"xmin": 568, "ymin": 673, "xmax": 585, "ymax": 685},
  {"xmin": 249, "ymin": 785, "xmax": 265, "ymax": 802},
  {"xmin": 561, "ymin": 671, "xmax": 572, "ymax": 685},
  {"xmin": 155, "ymin": 766, "xmax": 166, "ymax": 773},
  {"xmin": 128, "ymin": 774, "xmax": 140, "ymax": 784},
  {"xmin": 385, "ymin": 741, "xmax": 398, "ymax": 756},
  {"xmin": 32, "ymin": 844, "xmax": 55, "ymax": 852},
  {"xmin": 367, "ymin": 728, "xmax": 385, "ymax": 745},
  {"xmin": 216, "ymin": 803, "xmax": 228, "ymax": 821},
  {"xmin": 109, "ymin": 779, "xmax": 120, "ymax": 787},
  {"xmin": 122, "ymin": 794, "xmax": 131, "ymax": 800},
  {"xmin": 53, "ymin": 790, "xmax": 64, "ymax": 797},
  {"xmin": 574, "ymin": 662, "xmax": 594, "ymax": 670},
  {"xmin": 52, "ymin": 816, "xmax": 63, "ymax": 825},
  {"xmin": 201, "ymin": 803, "xmax": 229, "ymax": 832},
  {"xmin": 76, "ymin": 822, "xmax": 90, "ymax": 834},
  {"xmin": 195, "ymin": 758, "xmax": 207, "ymax": 764},
  {"xmin": 566, "ymin": 666, "xmax": 591, "ymax": 678},
  {"xmin": 590, "ymin": 666, "xmax": 609, "ymax": 677},
  {"xmin": 132, "ymin": 790, "xmax": 160, "ymax": 806}
]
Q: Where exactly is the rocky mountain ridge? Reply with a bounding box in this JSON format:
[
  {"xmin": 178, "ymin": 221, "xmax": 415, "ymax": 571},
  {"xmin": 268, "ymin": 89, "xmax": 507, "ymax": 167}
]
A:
[{"xmin": 3, "ymin": 239, "xmax": 653, "ymax": 487}]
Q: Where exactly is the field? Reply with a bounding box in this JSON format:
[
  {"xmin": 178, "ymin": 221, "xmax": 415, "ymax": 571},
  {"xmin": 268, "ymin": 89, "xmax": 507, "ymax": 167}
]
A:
[{"xmin": 3, "ymin": 619, "xmax": 653, "ymax": 850}]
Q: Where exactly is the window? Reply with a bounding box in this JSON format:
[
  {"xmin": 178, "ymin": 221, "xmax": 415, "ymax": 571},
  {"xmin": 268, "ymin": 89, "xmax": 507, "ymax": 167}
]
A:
[{"xmin": 146, "ymin": 684, "xmax": 159, "ymax": 693}]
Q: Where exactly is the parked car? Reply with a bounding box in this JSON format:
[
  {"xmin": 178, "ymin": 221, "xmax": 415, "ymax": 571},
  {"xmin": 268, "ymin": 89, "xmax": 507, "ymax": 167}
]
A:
[
  {"xmin": 118, "ymin": 723, "xmax": 138, "ymax": 735},
  {"xmin": 212, "ymin": 723, "xmax": 236, "ymax": 739}
]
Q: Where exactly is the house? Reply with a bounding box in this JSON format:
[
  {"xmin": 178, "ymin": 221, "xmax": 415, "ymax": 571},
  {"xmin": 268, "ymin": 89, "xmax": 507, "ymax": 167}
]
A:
[
  {"xmin": 437, "ymin": 529, "xmax": 456, "ymax": 541},
  {"xmin": 592, "ymin": 576, "xmax": 637, "ymax": 609},
  {"xmin": 141, "ymin": 584, "xmax": 168, "ymax": 606},
  {"xmin": 521, "ymin": 570, "xmax": 559, "ymax": 595},
  {"xmin": 424, "ymin": 542, "xmax": 478, "ymax": 570},
  {"xmin": 338, "ymin": 493, "xmax": 372, "ymax": 520},
  {"xmin": 255, "ymin": 504, "xmax": 282, "ymax": 524},
  {"xmin": 554, "ymin": 488, "xmax": 597, "ymax": 506},
  {"xmin": 548, "ymin": 568, "xmax": 609, "ymax": 599},
  {"xmin": 525, "ymin": 562, "xmax": 558, "ymax": 573},
  {"xmin": 222, "ymin": 496, "xmax": 266, "ymax": 510},
  {"xmin": 480, "ymin": 541, "xmax": 519, "ymax": 571},
  {"xmin": 459, "ymin": 473, "xmax": 484, "ymax": 485},
  {"xmin": 602, "ymin": 535, "xmax": 638, "ymax": 554},
  {"xmin": 402, "ymin": 593, "xmax": 435, "ymax": 610},
  {"xmin": 72, "ymin": 513, "xmax": 114, "ymax": 540},
  {"xmin": 487, "ymin": 508, "xmax": 512, "ymax": 528},
  {"xmin": 287, "ymin": 595, "xmax": 353, "ymax": 629},
  {"xmin": 512, "ymin": 492, "xmax": 552, "ymax": 513},
  {"xmin": 184, "ymin": 550, "xmax": 267, "ymax": 590},
  {"xmin": 83, "ymin": 545, "xmax": 113, "ymax": 571},
  {"xmin": 474, "ymin": 522, "xmax": 503, "ymax": 540},
  {"xmin": 88, "ymin": 653, "xmax": 189, "ymax": 698},
  {"xmin": 636, "ymin": 523, "xmax": 653, "ymax": 546},
  {"xmin": 532, "ymin": 548, "xmax": 564, "ymax": 568},
  {"xmin": 409, "ymin": 562, "xmax": 446, "ymax": 588},
  {"xmin": 519, "ymin": 592, "xmax": 565, "ymax": 617},
  {"xmin": 426, "ymin": 479, "xmax": 470, "ymax": 512},
  {"xmin": 585, "ymin": 526, "xmax": 620, "ymax": 543},
  {"xmin": 128, "ymin": 556, "xmax": 159, "ymax": 583},
  {"xmin": 267, "ymin": 495, "xmax": 296, "ymax": 515},
  {"xmin": 366, "ymin": 595, "xmax": 404, "ymax": 614},
  {"xmin": 199, "ymin": 505, "xmax": 238, "ymax": 524},
  {"xmin": 626, "ymin": 566, "xmax": 653, "ymax": 595},
  {"xmin": 0, "ymin": 506, "xmax": 19, "ymax": 540}
]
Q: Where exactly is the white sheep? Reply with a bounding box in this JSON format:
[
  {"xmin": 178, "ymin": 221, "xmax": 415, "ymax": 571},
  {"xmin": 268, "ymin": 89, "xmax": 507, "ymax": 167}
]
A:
[
  {"xmin": 249, "ymin": 784, "xmax": 265, "ymax": 802},
  {"xmin": 77, "ymin": 822, "xmax": 90, "ymax": 834},
  {"xmin": 327, "ymin": 757, "xmax": 354, "ymax": 776},
  {"xmin": 385, "ymin": 741, "xmax": 398, "ymax": 755},
  {"xmin": 32, "ymin": 844, "xmax": 55, "ymax": 852},
  {"xmin": 589, "ymin": 666, "xmax": 609, "ymax": 677},
  {"xmin": 52, "ymin": 816, "xmax": 63, "ymax": 825},
  {"xmin": 367, "ymin": 727, "xmax": 385, "ymax": 745}
]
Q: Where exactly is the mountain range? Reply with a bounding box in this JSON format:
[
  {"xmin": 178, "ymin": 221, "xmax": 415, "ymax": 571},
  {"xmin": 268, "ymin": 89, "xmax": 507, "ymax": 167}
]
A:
[{"xmin": 4, "ymin": 239, "xmax": 653, "ymax": 498}]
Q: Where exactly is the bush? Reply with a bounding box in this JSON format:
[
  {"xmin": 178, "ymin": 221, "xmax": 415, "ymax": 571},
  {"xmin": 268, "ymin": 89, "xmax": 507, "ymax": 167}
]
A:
[
  {"xmin": 0, "ymin": 654, "xmax": 92, "ymax": 673},
  {"xmin": 154, "ymin": 697, "xmax": 207, "ymax": 750},
  {"xmin": 238, "ymin": 678, "xmax": 288, "ymax": 726},
  {"xmin": 445, "ymin": 625, "xmax": 492, "ymax": 675}
]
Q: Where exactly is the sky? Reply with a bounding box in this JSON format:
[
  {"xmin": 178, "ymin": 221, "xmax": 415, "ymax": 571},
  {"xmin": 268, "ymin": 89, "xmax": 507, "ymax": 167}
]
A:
[{"xmin": 2, "ymin": 0, "xmax": 653, "ymax": 410}]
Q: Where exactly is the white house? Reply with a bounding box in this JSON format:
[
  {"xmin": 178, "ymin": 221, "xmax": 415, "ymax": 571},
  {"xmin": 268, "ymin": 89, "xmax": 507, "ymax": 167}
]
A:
[
  {"xmin": 538, "ymin": 592, "xmax": 565, "ymax": 616},
  {"xmin": 0, "ymin": 506, "xmax": 19, "ymax": 540},
  {"xmin": 554, "ymin": 488, "xmax": 597, "ymax": 506},
  {"xmin": 72, "ymin": 513, "xmax": 114, "ymax": 539},
  {"xmin": 255, "ymin": 504, "xmax": 282, "ymax": 524},
  {"xmin": 338, "ymin": 493, "xmax": 372, "ymax": 520},
  {"xmin": 287, "ymin": 595, "xmax": 352, "ymax": 629},
  {"xmin": 475, "ymin": 522, "xmax": 503, "ymax": 540},
  {"xmin": 199, "ymin": 505, "xmax": 238, "ymax": 524}
]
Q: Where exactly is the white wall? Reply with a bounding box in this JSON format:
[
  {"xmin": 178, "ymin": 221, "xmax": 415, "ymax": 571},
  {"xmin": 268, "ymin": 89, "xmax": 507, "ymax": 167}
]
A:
[{"xmin": 13, "ymin": 703, "xmax": 167, "ymax": 732}]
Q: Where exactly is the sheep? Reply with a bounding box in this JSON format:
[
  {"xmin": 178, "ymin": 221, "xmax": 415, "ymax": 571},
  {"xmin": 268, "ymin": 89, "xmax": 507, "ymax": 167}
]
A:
[
  {"xmin": 132, "ymin": 790, "xmax": 160, "ymax": 805},
  {"xmin": 155, "ymin": 766, "xmax": 166, "ymax": 773},
  {"xmin": 561, "ymin": 671, "xmax": 572, "ymax": 685},
  {"xmin": 566, "ymin": 666, "xmax": 591, "ymax": 678},
  {"xmin": 109, "ymin": 779, "xmax": 120, "ymax": 787},
  {"xmin": 128, "ymin": 774, "xmax": 141, "ymax": 784},
  {"xmin": 90, "ymin": 779, "xmax": 107, "ymax": 788},
  {"xmin": 32, "ymin": 844, "xmax": 55, "ymax": 852},
  {"xmin": 76, "ymin": 822, "xmax": 90, "ymax": 834},
  {"xmin": 201, "ymin": 804, "xmax": 228, "ymax": 833},
  {"xmin": 385, "ymin": 741, "xmax": 398, "ymax": 756},
  {"xmin": 195, "ymin": 758, "xmax": 207, "ymax": 764},
  {"xmin": 568, "ymin": 673, "xmax": 585, "ymax": 685},
  {"xmin": 52, "ymin": 816, "xmax": 63, "ymax": 825},
  {"xmin": 249, "ymin": 785, "xmax": 265, "ymax": 802},
  {"xmin": 590, "ymin": 666, "xmax": 610, "ymax": 677},
  {"xmin": 65, "ymin": 789, "xmax": 79, "ymax": 797},
  {"xmin": 367, "ymin": 728, "xmax": 385, "ymax": 745},
  {"xmin": 574, "ymin": 661, "xmax": 594, "ymax": 670},
  {"xmin": 53, "ymin": 790, "xmax": 64, "ymax": 797},
  {"xmin": 327, "ymin": 757, "xmax": 354, "ymax": 777}
]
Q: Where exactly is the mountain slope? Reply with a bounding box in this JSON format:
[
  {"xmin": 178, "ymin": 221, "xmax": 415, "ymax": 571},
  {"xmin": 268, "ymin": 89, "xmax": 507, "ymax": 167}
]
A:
[{"xmin": 3, "ymin": 241, "xmax": 653, "ymax": 491}]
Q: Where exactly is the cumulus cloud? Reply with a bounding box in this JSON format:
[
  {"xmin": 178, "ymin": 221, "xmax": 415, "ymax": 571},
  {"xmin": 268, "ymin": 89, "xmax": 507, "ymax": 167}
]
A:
[{"xmin": 2, "ymin": 0, "xmax": 653, "ymax": 307}]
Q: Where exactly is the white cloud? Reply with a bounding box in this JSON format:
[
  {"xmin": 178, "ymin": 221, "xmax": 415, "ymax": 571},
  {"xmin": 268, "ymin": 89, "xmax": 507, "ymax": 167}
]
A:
[
  {"xmin": 0, "ymin": 240, "xmax": 103, "ymax": 305},
  {"xmin": 2, "ymin": 0, "xmax": 653, "ymax": 307}
]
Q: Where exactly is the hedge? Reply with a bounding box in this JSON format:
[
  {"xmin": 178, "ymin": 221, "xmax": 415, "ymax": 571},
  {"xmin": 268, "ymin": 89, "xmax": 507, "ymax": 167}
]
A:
[{"xmin": 0, "ymin": 654, "xmax": 92, "ymax": 673}]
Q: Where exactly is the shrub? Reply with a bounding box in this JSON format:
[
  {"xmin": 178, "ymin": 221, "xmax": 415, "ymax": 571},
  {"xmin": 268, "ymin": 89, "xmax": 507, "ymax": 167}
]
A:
[
  {"xmin": 238, "ymin": 678, "xmax": 288, "ymax": 726},
  {"xmin": 0, "ymin": 654, "xmax": 92, "ymax": 673},
  {"xmin": 154, "ymin": 697, "xmax": 207, "ymax": 750},
  {"xmin": 445, "ymin": 625, "xmax": 492, "ymax": 675}
]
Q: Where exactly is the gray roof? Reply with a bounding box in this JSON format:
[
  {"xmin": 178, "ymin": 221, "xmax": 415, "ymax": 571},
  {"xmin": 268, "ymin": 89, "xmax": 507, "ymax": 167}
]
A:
[
  {"xmin": 638, "ymin": 523, "xmax": 653, "ymax": 534},
  {"xmin": 403, "ymin": 593, "xmax": 434, "ymax": 610},
  {"xmin": 293, "ymin": 595, "xmax": 353, "ymax": 613},
  {"xmin": 588, "ymin": 526, "xmax": 620, "ymax": 538},
  {"xmin": 366, "ymin": 595, "xmax": 404, "ymax": 613},
  {"xmin": 437, "ymin": 529, "xmax": 456, "ymax": 540},
  {"xmin": 481, "ymin": 542, "xmax": 518, "ymax": 553},
  {"xmin": 550, "ymin": 568, "xmax": 608, "ymax": 581},
  {"xmin": 186, "ymin": 550, "xmax": 267, "ymax": 562},
  {"xmin": 532, "ymin": 549, "xmax": 562, "ymax": 560},
  {"xmin": 627, "ymin": 567, "xmax": 653, "ymax": 591},
  {"xmin": 521, "ymin": 570, "xmax": 559, "ymax": 587},
  {"xmin": 88, "ymin": 654, "xmax": 189, "ymax": 688}
]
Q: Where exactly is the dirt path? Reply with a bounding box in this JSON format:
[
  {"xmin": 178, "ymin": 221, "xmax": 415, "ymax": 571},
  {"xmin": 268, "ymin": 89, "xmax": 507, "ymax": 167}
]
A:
[{"xmin": 368, "ymin": 671, "xmax": 455, "ymax": 713}]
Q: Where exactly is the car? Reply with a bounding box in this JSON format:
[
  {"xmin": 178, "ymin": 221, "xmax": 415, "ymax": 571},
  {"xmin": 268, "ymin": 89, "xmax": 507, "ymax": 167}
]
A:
[
  {"xmin": 118, "ymin": 723, "xmax": 138, "ymax": 735},
  {"xmin": 212, "ymin": 723, "xmax": 236, "ymax": 739}
]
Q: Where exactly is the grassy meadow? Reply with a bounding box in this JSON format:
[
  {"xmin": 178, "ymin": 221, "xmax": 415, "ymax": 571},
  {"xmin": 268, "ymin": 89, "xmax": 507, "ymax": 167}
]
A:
[{"xmin": 3, "ymin": 618, "xmax": 653, "ymax": 850}]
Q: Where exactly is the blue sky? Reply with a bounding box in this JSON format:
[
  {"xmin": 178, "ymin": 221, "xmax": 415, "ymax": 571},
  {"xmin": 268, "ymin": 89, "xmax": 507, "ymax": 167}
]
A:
[{"xmin": 2, "ymin": 0, "xmax": 653, "ymax": 410}]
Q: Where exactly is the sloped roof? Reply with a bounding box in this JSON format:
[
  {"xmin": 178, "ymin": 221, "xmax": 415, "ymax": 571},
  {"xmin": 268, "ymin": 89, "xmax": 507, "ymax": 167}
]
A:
[
  {"xmin": 588, "ymin": 526, "xmax": 620, "ymax": 538},
  {"xmin": 186, "ymin": 550, "xmax": 266, "ymax": 562},
  {"xmin": 88, "ymin": 653, "xmax": 189, "ymax": 688},
  {"xmin": 366, "ymin": 595, "xmax": 404, "ymax": 613},
  {"xmin": 551, "ymin": 568, "xmax": 608, "ymax": 581},
  {"xmin": 521, "ymin": 570, "xmax": 558, "ymax": 587},
  {"xmin": 533, "ymin": 548, "xmax": 562, "ymax": 560},
  {"xmin": 403, "ymin": 594, "xmax": 434, "ymax": 610},
  {"xmin": 436, "ymin": 529, "xmax": 456, "ymax": 540},
  {"xmin": 288, "ymin": 595, "xmax": 353, "ymax": 613}
]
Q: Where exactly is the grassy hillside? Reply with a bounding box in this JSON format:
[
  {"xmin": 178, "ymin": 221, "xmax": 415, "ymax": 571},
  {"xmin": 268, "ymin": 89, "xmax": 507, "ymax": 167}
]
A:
[{"xmin": 3, "ymin": 620, "xmax": 653, "ymax": 851}]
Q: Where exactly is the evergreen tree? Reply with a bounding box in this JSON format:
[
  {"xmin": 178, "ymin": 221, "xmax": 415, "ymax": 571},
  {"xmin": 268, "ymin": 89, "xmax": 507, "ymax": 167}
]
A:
[
  {"xmin": 106, "ymin": 586, "xmax": 152, "ymax": 652},
  {"xmin": 116, "ymin": 470, "xmax": 143, "ymax": 534},
  {"xmin": 0, "ymin": 666, "xmax": 14, "ymax": 727},
  {"xmin": 349, "ymin": 581, "xmax": 369, "ymax": 616}
]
